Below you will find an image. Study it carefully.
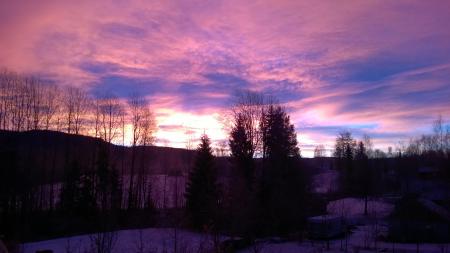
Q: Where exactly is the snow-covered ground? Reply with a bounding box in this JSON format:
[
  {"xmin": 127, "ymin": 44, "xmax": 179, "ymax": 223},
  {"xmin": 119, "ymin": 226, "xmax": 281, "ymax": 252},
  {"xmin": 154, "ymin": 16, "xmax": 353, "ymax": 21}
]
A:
[
  {"xmin": 21, "ymin": 226, "xmax": 450, "ymax": 253},
  {"xmin": 312, "ymin": 171, "xmax": 339, "ymax": 194},
  {"xmin": 327, "ymin": 197, "xmax": 394, "ymax": 219},
  {"xmin": 20, "ymin": 198, "xmax": 448, "ymax": 253},
  {"xmin": 22, "ymin": 228, "xmax": 226, "ymax": 253},
  {"xmin": 37, "ymin": 174, "xmax": 187, "ymax": 210},
  {"xmin": 236, "ymin": 225, "xmax": 450, "ymax": 253}
]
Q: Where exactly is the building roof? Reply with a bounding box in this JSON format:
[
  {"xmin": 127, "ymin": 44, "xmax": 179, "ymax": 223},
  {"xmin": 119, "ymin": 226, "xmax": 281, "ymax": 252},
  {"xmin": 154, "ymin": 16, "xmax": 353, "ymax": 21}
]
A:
[
  {"xmin": 418, "ymin": 198, "xmax": 450, "ymax": 223},
  {"xmin": 308, "ymin": 214, "xmax": 342, "ymax": 222}
]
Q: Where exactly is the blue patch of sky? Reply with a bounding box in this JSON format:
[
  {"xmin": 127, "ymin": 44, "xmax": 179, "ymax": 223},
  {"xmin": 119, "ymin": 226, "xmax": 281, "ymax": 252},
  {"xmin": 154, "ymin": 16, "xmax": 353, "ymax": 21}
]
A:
[
  {"xmin": 79, "ymin": 61, "xmax": 121, "ymax": 74},
  {"xmin": 90, "ymin": 75, "xmax": 165, "ymax": 98},
  {"xmin": 99, "ymin": 22, "xmax": 148, "ymax": 39}
]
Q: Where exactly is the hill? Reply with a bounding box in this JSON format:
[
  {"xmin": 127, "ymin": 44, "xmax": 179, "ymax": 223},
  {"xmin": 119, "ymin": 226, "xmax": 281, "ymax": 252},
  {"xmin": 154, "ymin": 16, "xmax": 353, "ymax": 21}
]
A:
[{"xmin": 0, "ymin": 130, "xmax": 203, "ymax": 183}]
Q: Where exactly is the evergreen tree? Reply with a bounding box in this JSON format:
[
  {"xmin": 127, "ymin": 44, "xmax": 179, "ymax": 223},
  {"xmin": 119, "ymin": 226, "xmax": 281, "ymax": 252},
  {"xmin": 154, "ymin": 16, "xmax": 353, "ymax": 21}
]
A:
[
  {"xmin": 228, "ymin": 113, "xmax": 256, "ymax": 236},
  {"xmin": 59, "ymin": 160, "xmax": 82, "ymax": 213},
  {"xmin": 258, "ymin": 105, "xmax": 305, "ymax": 235},
  {"xmin": 59, "ymin": 160, "xmax": 96, "ymax": 217},
  {"xmin": 96, "ymin": 145, "xmax": 110, "ymax": 212},
  {"xmin": 185, "ymin": 134, "xmax": 219, "ymax": 230},
  {"xmin": 334, "ymin": 131, "xmax": 356, "ymax": 193},
  {"xmin": 261, "ymin": 105, "xmax": 299, "ymax": 163},
  {"xmin": 355, "ymin": 141, "xmax": 373, "ymax": 215},
  {"xmin": 95, "ymin": 144, "xmax": 120, "ymax": 212},
  {"xmin": 229, "ymin": 113, "xmax": 255, "ymax": 187},
  {"xmin": 334, "ymin": 131, "xmax": 356, "ymax": 168},
  {"xmin": 77, "ymin": 173, "xmax": 96, "ymax": 217}
]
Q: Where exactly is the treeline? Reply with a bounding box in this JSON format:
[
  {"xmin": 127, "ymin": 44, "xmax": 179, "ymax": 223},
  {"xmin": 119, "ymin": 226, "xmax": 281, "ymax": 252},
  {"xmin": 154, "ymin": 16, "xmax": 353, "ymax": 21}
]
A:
[
  {"xmin": 0, "ymin": 69, "xmax": 158, "ymax": 211},
  {"xmin": 0, "ymin": 83, "xmax": 310, "ymax": 244},
  {"xmin": 0, "ymin": 69, "xmax": 155, "ymax": 143},
  {"xmin": 2, "ymin": 68, "xmax": 449, "ymax": 245},
  {"xmin": 0, "ymin": 70, "xmax": 310, "ymax": 243},
  {"xmin": 0, "ymin": 70, "xmax": 158, "ymax": 219},
  {"xmin": 0, "ymin": 69, "xmax": 160, "ymax": 242},
  {"xmin": 330, "ymin": 117, "xmax": 450, "ymax": 215},
  {"xmin": 0, "ymin": 134, "xmax": 163, "ymax": 242},
  {"xmin": 184, "ymin": 92, "xmax": 310, "ymax": 240}
]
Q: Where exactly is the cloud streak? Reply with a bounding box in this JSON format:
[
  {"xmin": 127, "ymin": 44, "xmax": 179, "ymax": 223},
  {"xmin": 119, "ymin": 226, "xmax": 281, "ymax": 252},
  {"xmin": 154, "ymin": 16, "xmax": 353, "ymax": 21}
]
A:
[{"xmin": 1, "ymin": 0, "xmax": 450, "ymax": 156}]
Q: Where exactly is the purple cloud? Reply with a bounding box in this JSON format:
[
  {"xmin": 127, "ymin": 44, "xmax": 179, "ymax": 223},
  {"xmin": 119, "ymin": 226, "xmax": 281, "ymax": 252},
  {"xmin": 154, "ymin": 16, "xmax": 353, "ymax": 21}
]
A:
[{"xmin": 1, "ymin": 0, "xmax": 450, "ymax": 156}]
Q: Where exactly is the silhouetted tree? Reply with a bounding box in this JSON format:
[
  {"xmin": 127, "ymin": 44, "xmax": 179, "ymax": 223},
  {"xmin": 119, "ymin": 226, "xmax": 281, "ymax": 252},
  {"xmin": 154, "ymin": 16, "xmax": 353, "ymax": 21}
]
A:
[
  {"xmin": 95, "ymin": 94, "xmax": 125, "ymax": 143},
  {"xmin": 229, "ymin": 113, "xmax": 254, "ymax": 188},
  {"xmin": 354, "ymin": 141, "xmax": 371, "ymax": 215},
  {"xmin": 41, "ymin": 84, "xmax": 60, "ymax": 130},
  {"xmin": 258, "ymin": 105, "xmax": 305, "ymax": 235},
  {"xmin": 334, "ymin": 131, "xmax": 356, "ymax": 193},
  {"xmin": 64, "ymin": 87, "xmax": 89, "ymax": 135},
  {"xmin": 136, "ymin": 106, "xmax": 156, "ymax": 208},
  {"xmin": 227, "ymin": 113, "xmax": 256, "ymax": 236},
  {"xmin": 185, "ymin": 134, "xmax": 219, "ymax": 230},
  {"xmin": 127, "ymin": 94, "xmax": 144, "ymax": 209},
  {"xmin": 125, "ymin": 94, "xmax": 156, "ymax": 209},
  {"xmin": 231, "ymin": 91, "xmax": 273, "ymax": 157},
  {"xmin": 261, "ymin": 105, "xmax": 299, "ymax": 161},
  {"xmin": 95, "ymin": 144, "xmax": 121, "ymax": 212},
  {"xmin": 314, "ymin": 145, "xmax": 326, "ymax": 158},
  {"xmin": 59, "ymin": 160, "xmax": 96, "ymax": 217},
  {"xmin": 0, "ymin": 150, "xmax": 19, "ymax": 238},
  {"xmin": 59, "ymin": 160, "xmax": 81, "ymax": 213}
]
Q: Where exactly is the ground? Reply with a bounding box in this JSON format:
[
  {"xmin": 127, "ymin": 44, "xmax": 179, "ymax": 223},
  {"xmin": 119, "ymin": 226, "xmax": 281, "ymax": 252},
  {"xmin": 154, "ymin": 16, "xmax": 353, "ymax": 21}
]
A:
[
  {"xmin": 21, "ymin": 198, "xmax": 449, "ymax": 253},
  {"xmin": 22, "ymin": 228, "xmax": 224, "ymax": 253},
  {"xmin": 21, "ymin": 226, "xmax": 450, "ymax": 253}
]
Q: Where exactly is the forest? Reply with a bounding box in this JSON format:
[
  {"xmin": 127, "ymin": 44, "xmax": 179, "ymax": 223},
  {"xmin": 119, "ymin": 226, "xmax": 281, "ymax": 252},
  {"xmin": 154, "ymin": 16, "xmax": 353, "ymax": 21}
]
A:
[{"xmin": 1, "ymin": 70, "xmax": 450, "ymax": 252}]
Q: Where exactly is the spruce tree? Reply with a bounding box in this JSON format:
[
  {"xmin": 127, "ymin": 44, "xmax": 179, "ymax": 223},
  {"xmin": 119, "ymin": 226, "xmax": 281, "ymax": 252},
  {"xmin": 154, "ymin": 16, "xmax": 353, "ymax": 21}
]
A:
[
  {"xmin": 334, "ymin": 131, "xmax": 356, "ymax": 193},
  {"xmin": 355, "ymin": 141, "xmax": 372, "ymax": 215},
  {"xmin": 261, "ymin": 105, "xmax": 300, "ymax": 163},
  {"xmin": 59, "ymin": 160, "xmax": 82, "ymax": 214},
  {"xmin": 185, "ymin": 134, "xmax": 218, "ymax": 230},
  {"xmin": 258, "ymin": 105, "xmax": 305, "ymax": 235},
  {"xmin": 229, "ymin": 113, "xmax": 254, "ymax": 187},
  {"xmin": 59, "ymin": 160, "xmax": 96, "ymax": 218},
  {"xmin": 95, "ymin": 144, "xmax": 121, "ymax": 212},
  {"xmin": 228, "ymin": 113, "xmax": 256, "ymax": 236}
]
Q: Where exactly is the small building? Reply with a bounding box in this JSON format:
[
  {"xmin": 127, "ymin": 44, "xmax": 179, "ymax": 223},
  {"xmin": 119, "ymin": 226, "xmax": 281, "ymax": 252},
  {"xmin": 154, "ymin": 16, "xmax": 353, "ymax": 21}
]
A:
[
  {"xmin": 307, "ymin": 214, "xmax": 345, "ymax": 239},
  {"xmin": 417, "ymin": 166, "xmax": 439, "ymax": 180},
  {"xmin": 389, "ymin": 196, "xmax": 450, "ymax": 243},
  {"xmin": 0, "ymin": 239, "xmax": 8, "ymax": 253}
]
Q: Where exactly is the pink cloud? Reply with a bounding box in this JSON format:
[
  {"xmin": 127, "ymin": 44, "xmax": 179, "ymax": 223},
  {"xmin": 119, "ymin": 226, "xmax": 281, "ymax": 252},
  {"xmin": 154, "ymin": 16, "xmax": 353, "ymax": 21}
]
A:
[{"xmin": 1, "ymin": 0, "xmax": 450, "ymax": 156}]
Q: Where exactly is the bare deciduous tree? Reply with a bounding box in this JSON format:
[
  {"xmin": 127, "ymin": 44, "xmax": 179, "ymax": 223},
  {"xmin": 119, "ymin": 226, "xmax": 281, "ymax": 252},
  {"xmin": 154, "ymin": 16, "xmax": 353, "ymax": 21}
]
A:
[
  {"xmin": 231, "ymin": 90, "xmax": 273, "ymax": 158},
  {"xmin": 139, "ymin": 107, "xmax": 156, "ymax": 146},
  {"xmin": 64, "ymin": 87, "xmax": 89, "ymax": 135},
  {"xmin": 91, "ymin": 94, "xmax": 126, "ymax": 143},
  {"xmin": 89, "ymin": 231, "xmax": 117, "ymax": 253},
  {"xmin": 127, "ymin": 94, "xmax": 156, "ymax": 209},
  {"xmin": 42, "ymin": 84, "xmax": 60, "ymax": 130},
  {"xmin": 185, "ymin": 129, "xmax": 196, "ymax": 150},
  {"xmin": 363, "ymin": 134, "xmax": 374, "ymax": 158},
  {"xmin": 314, "ymin": 144, "xmax": 326, "ymax": 158},
  {"xmin": 214, "ymin": 140, "xmax": 228, "ymax": 157}
]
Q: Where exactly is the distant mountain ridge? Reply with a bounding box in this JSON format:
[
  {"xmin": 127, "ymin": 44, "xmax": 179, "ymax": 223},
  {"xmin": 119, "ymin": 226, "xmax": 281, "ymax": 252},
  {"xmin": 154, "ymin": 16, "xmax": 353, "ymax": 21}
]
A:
[
  {"xmin": 0, "ymin": 130, "xmax": 200, "ymax": 183},
  {"xmin": 0, "ymin": 130, "xmax": 329, "ymax": 185}
]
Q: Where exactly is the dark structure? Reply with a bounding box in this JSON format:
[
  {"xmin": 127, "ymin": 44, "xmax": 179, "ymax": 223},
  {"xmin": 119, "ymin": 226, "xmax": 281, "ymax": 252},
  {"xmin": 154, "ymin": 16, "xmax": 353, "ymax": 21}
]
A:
[
  {"xmin": 307, "ymin": 214, "xmax": 344, "ymax": 239},
  {"xmin": 389, "ymin": 195, "xmax": 450, "ymax": 243}
]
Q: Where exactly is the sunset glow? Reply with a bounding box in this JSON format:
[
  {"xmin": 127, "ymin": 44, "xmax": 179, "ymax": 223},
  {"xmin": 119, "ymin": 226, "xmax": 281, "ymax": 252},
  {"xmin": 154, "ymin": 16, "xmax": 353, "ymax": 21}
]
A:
[{"xmin": 1, "ymin": 0, "xmax": 450, "ymax": 156}]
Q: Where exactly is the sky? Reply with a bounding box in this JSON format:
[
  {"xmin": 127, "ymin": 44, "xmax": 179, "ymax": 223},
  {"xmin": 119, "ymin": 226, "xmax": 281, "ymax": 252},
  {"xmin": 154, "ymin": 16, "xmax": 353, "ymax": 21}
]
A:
[{"xmin": 1, "ymin": 0, "xmax": 450, "ymax": 157}]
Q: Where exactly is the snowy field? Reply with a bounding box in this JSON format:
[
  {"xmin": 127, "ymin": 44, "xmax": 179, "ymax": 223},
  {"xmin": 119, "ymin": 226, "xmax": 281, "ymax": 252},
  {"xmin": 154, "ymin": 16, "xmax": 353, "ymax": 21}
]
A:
[
  {"xmin": 21, "ymin": 226, "xmax": 450, "ymax": 253},
  {"xmin": 22, "ymin": 228, "xmax": 226, "ymax": 253},
  {"xmin": 37, "ymin": 174, "xmax": 187, "ymax": 210},
  {"xmin": 327, "ymin": 197, "xmax": 394, "ymax": 219},
  {"xmin": 312, "ymin": 171, "xmax": 339, "ymax": 194},
  {"xmin": 236, "ymin": 226, "xmax": 450, "ymax": 253},
  {"xmin": 20, "ymin": 198, "xmax": 448, "ymax": 253}
]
